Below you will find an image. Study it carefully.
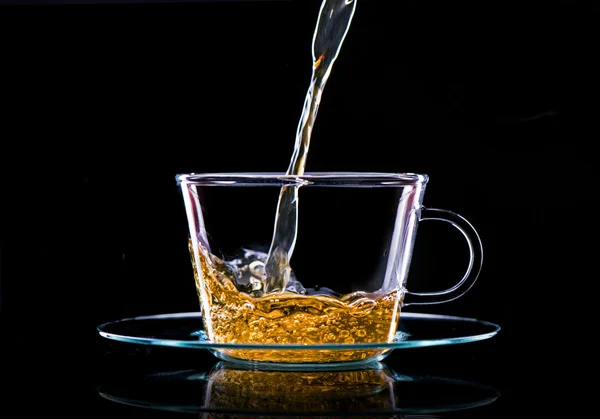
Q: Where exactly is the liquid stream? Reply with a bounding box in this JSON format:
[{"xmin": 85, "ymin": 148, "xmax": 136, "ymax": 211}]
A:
[
  {"xmin": 263, "ymin": 0, "xmax": 358, "ymax": 294},
  {"xmin": 188, "ymin": 1, "xmax": 399, "ymax": 362}
]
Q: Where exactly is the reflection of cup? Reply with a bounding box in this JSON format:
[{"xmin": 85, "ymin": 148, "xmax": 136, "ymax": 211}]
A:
[
  {"xmin": 203, "ymin": 361, "xmax": 397, "ymax": 414},
  {"xmin": 177, "ymin": 173, "xmax": 483, "ymax": 364},
  {"xmin": 97, "ymin": 361, "xmax": 500, "ymax": 417}
]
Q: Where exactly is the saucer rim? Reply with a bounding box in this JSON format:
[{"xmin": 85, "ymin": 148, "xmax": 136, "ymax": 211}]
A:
[{"xmin": 97, "ymin": 311, "xmax": 501, "ymax": 351}]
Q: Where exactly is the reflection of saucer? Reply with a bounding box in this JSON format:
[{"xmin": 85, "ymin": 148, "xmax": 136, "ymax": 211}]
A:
[
  {"xmin": 97, "ymin": 361, "xmax": 500, "ymax": 416},
  {"xmin": 97, "ymin": 312, "xmax": 500, "ymax": 367}
]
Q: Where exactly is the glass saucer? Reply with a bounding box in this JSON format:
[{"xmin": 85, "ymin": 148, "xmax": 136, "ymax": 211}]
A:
[
  {"xmin": 97, "ymin": 312, "xmax": 500, "ymax": 368},
  {"xmin": 97, "ymin": 361, "xmax": 500, "ymax": 416}
]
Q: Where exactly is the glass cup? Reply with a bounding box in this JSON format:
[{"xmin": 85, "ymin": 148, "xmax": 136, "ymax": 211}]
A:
[{"xmin": 176, "ymin": 172, "xmax": 483, "ymax": 365}]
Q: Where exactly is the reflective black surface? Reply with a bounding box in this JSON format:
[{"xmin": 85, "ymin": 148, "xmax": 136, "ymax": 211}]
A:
[
  {"xmin": 97, "ymin": 360, "xmax": 501, "ymax": 416},
  {"xmin": 2, "ymin": 336, "xmax": 510, "ymax": 417},
  {"xmin": 1, "ymin": 0, "xmax": 597, "ymax": 416}
]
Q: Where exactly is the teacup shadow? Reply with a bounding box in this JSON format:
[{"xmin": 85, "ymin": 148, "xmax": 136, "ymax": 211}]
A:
[{"xmin": 97, "ymin": 361, "xmax": 500, "ymax": 417}]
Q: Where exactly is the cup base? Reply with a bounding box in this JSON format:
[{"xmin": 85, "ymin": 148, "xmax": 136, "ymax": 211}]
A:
[{"xmin": 208, "ymin": 348, "xmax": 392, "ymax": 369}]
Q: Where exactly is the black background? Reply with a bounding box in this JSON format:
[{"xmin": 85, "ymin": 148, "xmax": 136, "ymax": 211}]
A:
[{"xmin": 1, "ymin": 0, "xmax": 598, "ymax": 416}]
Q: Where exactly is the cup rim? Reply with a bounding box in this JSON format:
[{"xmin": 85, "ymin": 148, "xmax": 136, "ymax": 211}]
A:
[{"xmin": 176, "ymin": 172, "xmax": 428, "ymax": 187}]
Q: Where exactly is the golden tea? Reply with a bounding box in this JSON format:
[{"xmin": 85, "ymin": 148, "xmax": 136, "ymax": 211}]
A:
[{"xmin": 192, "ymin": 243, "xmax": 402, "ymax": 363}]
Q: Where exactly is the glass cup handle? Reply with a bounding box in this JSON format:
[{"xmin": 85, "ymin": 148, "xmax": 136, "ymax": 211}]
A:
[{"xmin": 403, "ymin": 207, "xmax": 483, "ymax": 306}]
